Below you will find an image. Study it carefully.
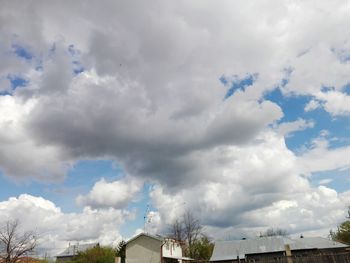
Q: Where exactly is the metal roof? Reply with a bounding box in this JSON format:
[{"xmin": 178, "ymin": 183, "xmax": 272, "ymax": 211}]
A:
[
  {"xmin": 210, "ymin": 236, "xmax": 349, "ymax": 261},
  {"xmin": 57, "ymin": 242, "xmax": 99, "ymax": 257},
  {"xmin": 125, "ymin": 232, "xmax": 164, "ymax": 245}
]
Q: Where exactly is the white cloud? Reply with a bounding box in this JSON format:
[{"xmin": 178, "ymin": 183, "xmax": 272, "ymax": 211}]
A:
[
  {"xmin": 76, "ymin": 176, "xmax": 143, "ymax": 209},
  {"xmin": 276, "ymin": 118, "xmax": 314, "ymax": 137},
  {"xmin": 0, "ymin": 0, "xmax": 349, "ymax": 183},
  {"xmin": 148, "ymin": 130, "xmax": 350, "ymax": 238},
  {"xmin": 0, "ymin": 0, "xmax": 350, "ymax": 243},
  {"xmin": 0, "ymin": 194, "xmax": 132, "ymax": 257},
  {"xmin": 151, "ymin": 180, "xmax": 350, "ymax": 239},
  {"xmin": 297, "ymin": 137, "xmax": 350, "ymax": 174},
  {"xmin": 241, "ymin": 186, "xmax": 350, "ymax": 236},
  {"xmin": 0, "ymin": 95, "xmax": 70, "ymax": 181},
  {"xmin": 319, "ymin": 178, "xmax": 333, "ymax": 185},
  {"xmin": 319, "ymin": 91, "xmax": 350, "ymax": 116},
  {"xmin": 304, "ymin": 99, "xmax": 321, "ymax": 112}
]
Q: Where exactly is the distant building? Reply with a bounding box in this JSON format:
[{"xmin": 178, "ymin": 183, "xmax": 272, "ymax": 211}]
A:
[
  {"xmin": 210, "ymin": 236, "xmax": 350, "ymax": 262},
  {"xmin": 56, "ymin": 242, "xmax": 99, "ymax": 262},
  {"xmin": 125, "ymin": 233, "xmax": 192, "ymax": 263}
]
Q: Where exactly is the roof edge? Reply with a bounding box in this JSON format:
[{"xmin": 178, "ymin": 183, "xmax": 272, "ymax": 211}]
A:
[{"xmin": 126, "ymin": 232, "xmax": 164, "ymax": 245}]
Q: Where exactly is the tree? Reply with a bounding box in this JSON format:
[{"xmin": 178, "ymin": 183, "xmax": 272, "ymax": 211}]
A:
[
  {"xmin": 168, "ymin": 210, "xmax": 213, "ymax": 260},
  {"xmin": 115, "ymin": 240, "xmax": 125, "ymax": 258},
  {"xmin": 330, "ymin": 221, "xmax": 350, "ymax": 245},
  {"xmin": 0, "ymin": 220, "xmax": 37, "ymax": 263},
  {"xmin": 183, "ymin": 210, "xmax": 202, "ymax": 254},
  {"xmin": 73, "ymin": 246, "xmax": 116, "ymax": 263},
  {"xmin": 190, "ymin": 235, "xmax": 214, "ymax": 261},
  {"xmin": 260, "ymin": 227, "xmax": 288, "ymax": 237},
  {"xmin": 330, "ymin": 206, "xmax": 350, "ymax": 245},
  {"xmin": 170, "ymin": 219, "xmax": 185, "ymax": 243}
]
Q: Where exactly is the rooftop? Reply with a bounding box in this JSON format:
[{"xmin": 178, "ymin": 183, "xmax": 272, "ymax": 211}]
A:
[
  {"xmin": 57, "ymin": 242, "xmax": 99, "ymax": 257},
  {"xmin": 210, "ymin": 236, "xmax": 349, "ymax": 261}
]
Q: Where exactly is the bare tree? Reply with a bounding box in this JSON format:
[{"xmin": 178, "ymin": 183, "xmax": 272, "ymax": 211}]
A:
[
  {"xmin": 170, "ymin": 219, "xmax": 185, "ymax": 243},
  {"xmin": 0, "ymin": 220, "xmax": 37, "ymax": 263},
  {"xmin": 260, "ymin": 227, "xmax": 288, "ymax": 237},
  {"xmin": 183, "ymin": 210, "xmax": 202, "ymax": 250},
  {"xmin": 169, "ymin": 210, "xmax": 203, "ymax": 258}
]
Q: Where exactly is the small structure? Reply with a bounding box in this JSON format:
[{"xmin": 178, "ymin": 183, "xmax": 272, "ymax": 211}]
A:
[
  {"xmin": 210, "ymin": 236, "xmax": 350, "ymax": 262},
  {"xmin": 56, "ymin": 242, "xmax": 99, "ymax": 262},
  {"xmin": 125, "ymin": 233, "xmax": 192, "ymax": 263}
]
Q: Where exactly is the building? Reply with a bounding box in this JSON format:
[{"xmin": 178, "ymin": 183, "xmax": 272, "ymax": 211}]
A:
[
  {"xmin": 210, "ymin": 236, "xmax": 350, "ymax": 262},
  {"xmin": 125, "ymin": 233, "xmax": 192, "ymax": 263},
  {"xmin": 56, "ymin": 242, "xmax": 99, "ymax": 262}
]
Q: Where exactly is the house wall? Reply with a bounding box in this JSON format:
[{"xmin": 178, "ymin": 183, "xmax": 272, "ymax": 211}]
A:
[
  {"xmin": 162, "ymin": 239, "xmax": 183, "ymax": 259},
  {"xmin": 246, "ymin": 251, "xmax": 285, "ymax": 261},
  {"xmin": 126, "ymin": 235, "xmax": 162, "ymax": 263}
]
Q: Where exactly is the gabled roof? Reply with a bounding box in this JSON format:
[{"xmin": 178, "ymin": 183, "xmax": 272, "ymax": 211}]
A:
[
  {"xmin": 57, "ymin": 242, "xmax": 99, "ymax": 257},
  {"xmin": 125, "ymin": 232, "xmax": 164, "ymax": 245},
  {"xmin": 210, "ymin": 236, "xmax": 349, "ymax": 261}
]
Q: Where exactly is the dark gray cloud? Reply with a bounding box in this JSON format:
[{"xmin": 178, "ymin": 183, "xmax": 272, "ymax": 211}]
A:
[{"xmin": 24, "ymin": 66, "xmax": 281, "ymax": 186}]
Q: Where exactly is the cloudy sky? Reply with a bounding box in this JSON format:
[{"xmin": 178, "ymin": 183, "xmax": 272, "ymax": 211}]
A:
[{"xmin": 1, "ymin": 0, "xmax": 350, "ymax": 257}]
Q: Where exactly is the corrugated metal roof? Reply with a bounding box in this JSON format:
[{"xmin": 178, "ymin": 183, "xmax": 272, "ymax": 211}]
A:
[
  {"xmin": 288, "ymin": 236, "xmax": 348, "ymax": 250},
  {"xmin": 57, "ymin": 242, "xmax": 99, "ymax": 257},
  {"xmin": 210, "ymin": 236, "xmax": 348, "ymax": 261}
]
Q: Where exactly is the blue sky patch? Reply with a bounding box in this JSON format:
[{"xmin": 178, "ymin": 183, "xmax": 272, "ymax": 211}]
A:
[
  {"xmin": 321, "ymin": 86, "xmax": 335, "ymax": 93},
  {"xmin": 68, "ymin": 45, "xmax": 85, "ymax": 75},
  {"xmin": 73, "ymin": 67, "xmax": 85, "ymax": 75},
  {"xmin": 331, "ymin": 47, "xmax": 350, "ymax": 63},
  {"xmin": 265, "ymin": 87, "xmax": 350, "ymax": 153},
  {"xmin": 221, "ymin": 73, "xmax": 258, "ymax": 99},
  {"xmin": 68, "ymin": 44, "xmax": 80, "ymax": 56},
  {"xmin": 72, "ymin": 61, "xmax": 85, "ymax": 75},
  {"xmin": 343, "ymin": 83, "xmax": 350, "ymax": 94},
  {"xmin": 8, "ymin": 75, "xmax": 28, "ymax": 89},
  {"xmin": 310, "ymin": 169, "xmax": 350, "ymax": 193},
  {"xmin": 0, "ymin": 160, "xmax": 125, "ymax": 213},
  {"xmin": 12, "ymin": 44, "xmax": 33, "ymax": 60},
  {"xmin": 0, "ymin": 158, "xmax": 150, "ymax": 238}
]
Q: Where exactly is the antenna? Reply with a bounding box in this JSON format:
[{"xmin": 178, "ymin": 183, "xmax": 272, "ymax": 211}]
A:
[{"xmin": 143, "ymin": 204, "xmax": 150, "ymax": 233}]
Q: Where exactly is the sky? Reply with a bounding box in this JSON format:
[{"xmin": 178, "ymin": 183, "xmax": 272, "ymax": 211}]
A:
[{"xmin": 1, "ymin": 0, "xmax": 350, "ymax": 257}]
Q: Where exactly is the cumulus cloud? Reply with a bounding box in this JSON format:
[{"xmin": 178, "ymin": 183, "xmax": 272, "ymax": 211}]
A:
[
  {"xmin": 276, "ymin": 118, "xmax": 314, "ymax": 137},
  {"xmin": 0, "ymin": 194, "xmax": 131, "ymax": 256},
  {"xmin": 76, "ymin": 177, "xmax": 143, "ymax": 209},
  {"xmin": 297, "ymin": 135, "xmax": 350, "ymax": 175},
  {"xmin": 0, "ymin": 0, "xmax": 350, "ymax": 243},
  {"xmin": 0, "ymin": 95, "xmax": 70, "ymax": 181},
  {"xmin": 148, "ymin": 130, "xmax": 350, "ymax": 237},
  {"xmin": 149, "ymin": 131, "xmax": 304, "ymax": 226},
  {"xmin": 0, "ymin": 0, "xmax": 349, "ymax": 184},
  {"xmin": 319, "ymin": 91, "xmax": 350, "ymax": 116}
]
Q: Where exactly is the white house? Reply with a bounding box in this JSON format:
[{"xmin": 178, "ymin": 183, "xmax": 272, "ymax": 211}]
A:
[{"xmin": 125, "ymin": 233, "xmax": 192, "ymax": 263}]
